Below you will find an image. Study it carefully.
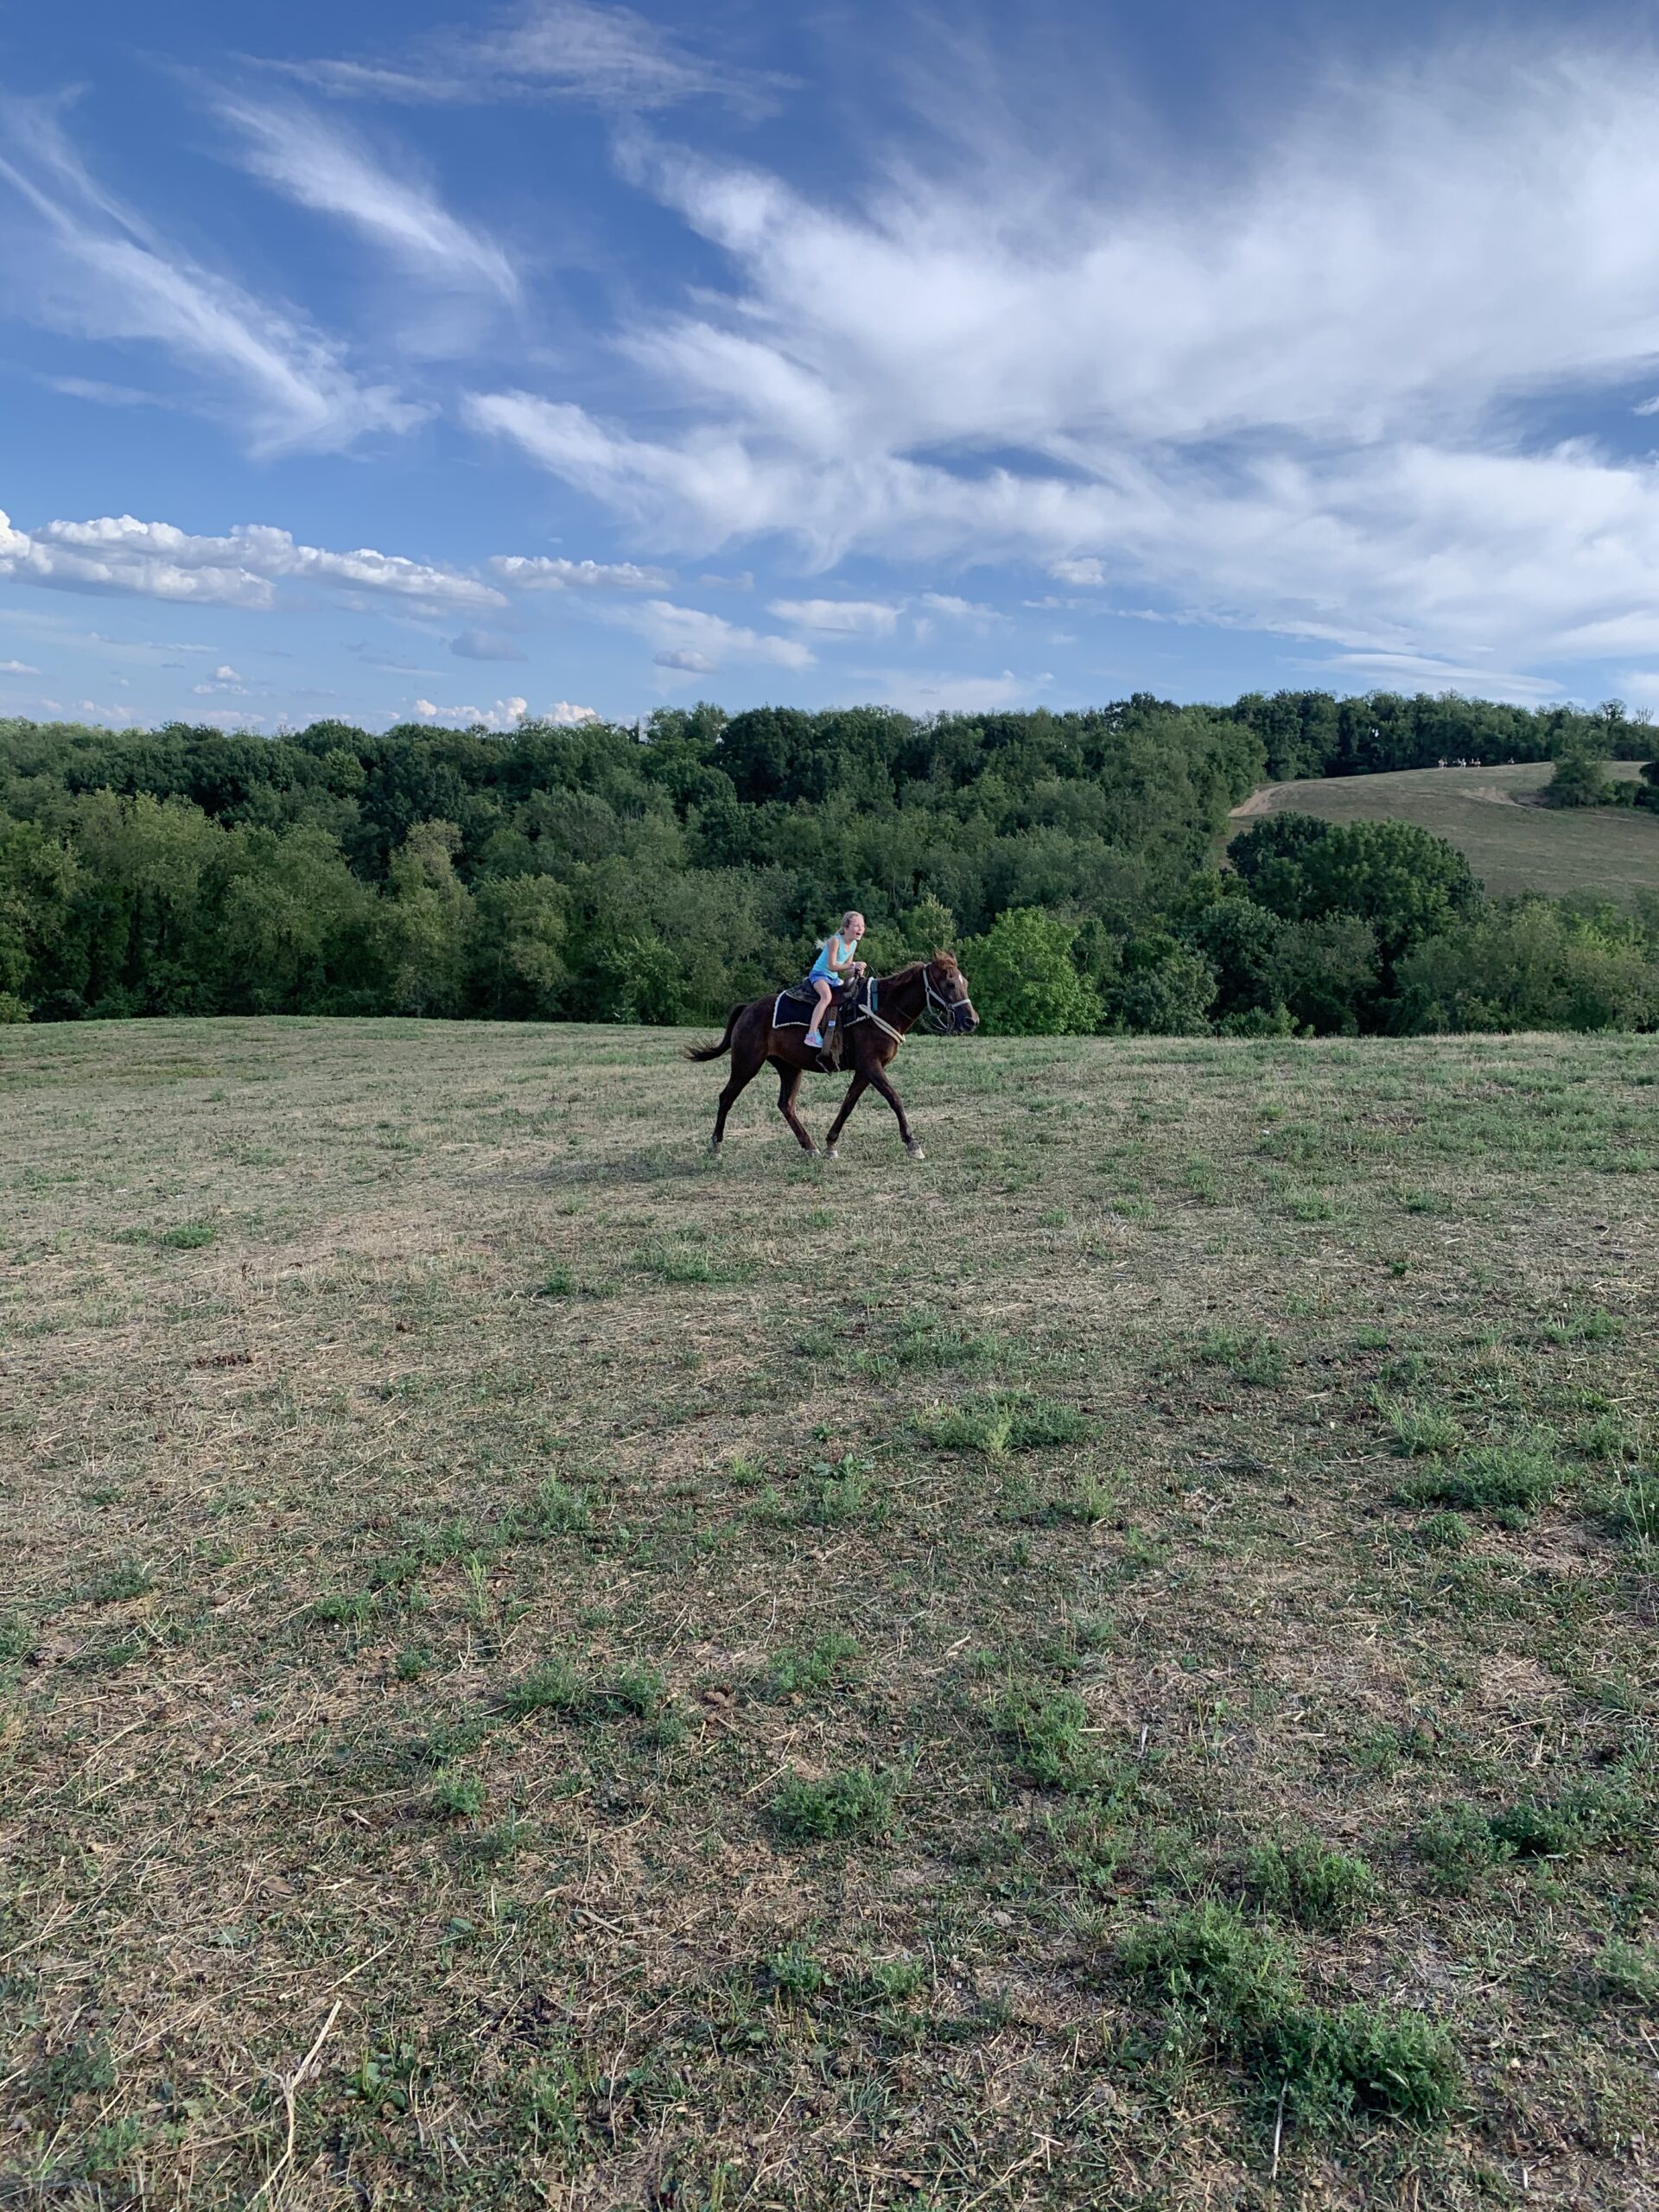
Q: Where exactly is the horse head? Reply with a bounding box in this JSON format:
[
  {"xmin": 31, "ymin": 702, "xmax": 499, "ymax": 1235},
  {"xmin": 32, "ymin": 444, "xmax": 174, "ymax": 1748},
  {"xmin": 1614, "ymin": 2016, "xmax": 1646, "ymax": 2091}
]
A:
[{"xmin": 925, "ymin": 951, "xmax": 979, "ymax": 1035}]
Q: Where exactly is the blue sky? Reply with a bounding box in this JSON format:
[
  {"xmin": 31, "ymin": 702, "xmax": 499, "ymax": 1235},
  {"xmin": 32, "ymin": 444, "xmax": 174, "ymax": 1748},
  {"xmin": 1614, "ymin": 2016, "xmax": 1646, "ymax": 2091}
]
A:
[{"xmin": 6, "ymin": 2, "xmax": 1659, "ymax": 733}]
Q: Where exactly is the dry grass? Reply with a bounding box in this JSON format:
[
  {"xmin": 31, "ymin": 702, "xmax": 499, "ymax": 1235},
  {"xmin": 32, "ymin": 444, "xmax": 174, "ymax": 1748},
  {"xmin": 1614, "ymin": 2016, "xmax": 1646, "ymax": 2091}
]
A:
[
  {"xmin": 1, "ymin": 1014, "xmax": 1656, "ymax": 2209},
  {"xmin": 1228, "ymin": 761, "xmax": 1658, "ymax": 906}
]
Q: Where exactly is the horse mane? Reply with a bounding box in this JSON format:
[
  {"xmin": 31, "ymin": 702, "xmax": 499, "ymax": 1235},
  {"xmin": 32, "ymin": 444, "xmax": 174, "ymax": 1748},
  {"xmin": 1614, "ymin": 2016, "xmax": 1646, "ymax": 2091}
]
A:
[{"xmin": 886, "ymin": 950, "xmax": 958, "ymax": 984}]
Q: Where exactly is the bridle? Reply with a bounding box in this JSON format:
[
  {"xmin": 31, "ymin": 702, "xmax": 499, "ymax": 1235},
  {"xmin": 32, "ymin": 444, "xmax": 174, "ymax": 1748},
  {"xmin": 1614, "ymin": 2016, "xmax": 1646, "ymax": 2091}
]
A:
[{"xmin": 922, "ymin": 965, "xmax": 976, "ymax": 1036}]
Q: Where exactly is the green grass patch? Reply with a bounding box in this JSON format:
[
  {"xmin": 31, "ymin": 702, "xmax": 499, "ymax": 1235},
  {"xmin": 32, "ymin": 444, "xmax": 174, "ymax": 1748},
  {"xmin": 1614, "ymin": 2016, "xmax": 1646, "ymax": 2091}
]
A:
[
  {"xmin": 770, "ymin": 1766, "xmax": 894, "ymax": 1843},
  {"xmin": 915, "ymin": 1394, "xmax": 1093, "ymax": 1454},
  {"xmin": 1398, "ymin": 1442, "xmax": 1566, "ymax": 1521},
  {"xmin": 1242, "ymin": 1840, "xmax": 1376, "ymax": 1929}
]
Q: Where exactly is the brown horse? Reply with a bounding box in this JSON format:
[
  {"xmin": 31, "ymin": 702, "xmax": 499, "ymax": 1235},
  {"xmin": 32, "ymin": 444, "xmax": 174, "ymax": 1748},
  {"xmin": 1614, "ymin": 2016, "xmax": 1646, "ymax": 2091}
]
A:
[{"xmin": 687, "ymin": 953, "xmax": 978, "ymax": 1159}]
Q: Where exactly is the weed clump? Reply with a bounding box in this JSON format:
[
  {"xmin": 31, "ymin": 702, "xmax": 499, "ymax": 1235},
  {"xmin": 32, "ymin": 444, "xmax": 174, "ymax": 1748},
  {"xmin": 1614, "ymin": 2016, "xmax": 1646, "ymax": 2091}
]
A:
[
  {"xmin": 1385, "ymin": 1402, "xmax": 1464, "ymax": 1456},
  {"xmin": 1398, "ymin": 1443, "xmax": 1566, "ymax": 1522},
  {"xmin": 770, "ymin": 1766, "xmax": 893, "ymax": 1843},
  {"xmin": 991, "ymin": 1681, "xmax": 1124, "ymax": 1795},
  {"xmin": 1194, "ymin": 1331, "xmax": 1288, "ymax": 1387},
  {"xmin": 1119, "ymin": 1903, "xmax": 1458, "ymax": 2126},
  {"xmin": 766, "ymin": 1944, "xmax": 827, "ymax": 1998},
  {"xmin": 503, "ymin": 1657, "xmax": 587, "ymax": 1719},
  {"xmin": 526, "ymin": 1476, "xmax": 591, "ymax": 1535},
  {"xmin": 916, "ymin": 1394, "xmax": 1093, "ymax": 1454},
  {"xmin": 1243, "ymin": 1840, "xmax": 1376, "ymax": 1929},
  {"xmin": 1414, "ymin": 1774, "xmax": 1643, "ymax": 1889},
  {"xmin": 759, "ymin": 1633, "xmax": 861, "ymax": 1700},
  {"xmin": 1596, "ymin": 1939, "xmax": 1659, "ymax": 2005},
  {"xmin": 432, "ymin": 1770, "xmax": 486, "ymax": 1819}
]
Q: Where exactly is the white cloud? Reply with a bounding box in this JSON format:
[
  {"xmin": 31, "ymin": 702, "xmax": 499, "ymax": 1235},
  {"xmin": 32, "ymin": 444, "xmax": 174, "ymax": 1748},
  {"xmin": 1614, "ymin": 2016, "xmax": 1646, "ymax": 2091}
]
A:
[
  {"xmin": 623, "ymin": 597, "xmax": 814, "ymax": 672},
  {"xmin": 488, "ymin": 552, "xmax": 671, "ymax": 590},
  {"xmin": 918, "ymin": 591, "xmax": 999, "ymax": 620},
  {"xmin": 412, "ymin": 694, "xmax": 529, "ymax": 730},
  {"xmin": 766, "ymin": 597, "xmax": 901, "ymax": 636},
  {"xmin": 546, "ymin": 699, "xmax": 601, "ymax": 724},
  {"xmin": 465, "ymin": 41, "xmax": 1659, "ymax": 671},
  {"xmin": 0, "ymin": 658, "xmax": 40, "ymax": 674},
  {"xmin": 0, "ymin": 96, "xmax": 420, "ymax": 454},
  {"xmin": 214, "ymin": 94, "xmax": 519, "ymax": 301},
  {"xmin": 214, "ymin": 664, "xmax": 242, "ymax": 682},
  {"xmin": 286, "ymin": 2, "xmax": 787, "ymax": 118},
  {"xmin": 0, "ymin": 510, "xmax": 504, "ymax": 613}
]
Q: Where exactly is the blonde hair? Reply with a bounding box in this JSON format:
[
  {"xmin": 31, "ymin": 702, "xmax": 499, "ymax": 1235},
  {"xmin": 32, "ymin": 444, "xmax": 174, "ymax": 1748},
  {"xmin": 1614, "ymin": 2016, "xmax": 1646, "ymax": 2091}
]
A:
[{"xmin": 817, "ymin": 910, "xmax": 865, "ymax": 950}]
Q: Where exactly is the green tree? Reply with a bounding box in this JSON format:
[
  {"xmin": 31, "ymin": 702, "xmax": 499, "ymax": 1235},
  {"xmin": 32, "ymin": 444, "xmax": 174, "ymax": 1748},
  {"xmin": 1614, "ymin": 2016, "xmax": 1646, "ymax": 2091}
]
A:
[
  {"xmin": 961, "ymin": 908, "xmax": 1104, "ymax": 1033},
  {"xmin": 1268, "ymin": 916, "xmax": 1381, "ymax": 1034},
  {"xmin": 1394, "ymin": 904, "xmax": 1659, "ymax": 1033},
  {"xmin": 1102, "ymin": 932, "xmax": 1217, "ymax": 1034},
  {"xmin": 379, "ymin": 821, "xmax": 474, "ymax": 1016},
  {"xmin": 1232, "ymin": 814, "xmax": 1478, "ymax": 961},
  {"xmin": 1546, "ymin": 746, "xmax": 1611, "ymax": 808}
]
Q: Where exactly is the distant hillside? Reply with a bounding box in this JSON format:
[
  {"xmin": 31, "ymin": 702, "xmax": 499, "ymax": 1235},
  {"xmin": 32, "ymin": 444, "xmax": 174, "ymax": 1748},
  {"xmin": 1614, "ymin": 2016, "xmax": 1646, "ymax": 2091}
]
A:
[{"xmin": 1229, "ymin": 760, "xmax": 1659, "ymax": 906}]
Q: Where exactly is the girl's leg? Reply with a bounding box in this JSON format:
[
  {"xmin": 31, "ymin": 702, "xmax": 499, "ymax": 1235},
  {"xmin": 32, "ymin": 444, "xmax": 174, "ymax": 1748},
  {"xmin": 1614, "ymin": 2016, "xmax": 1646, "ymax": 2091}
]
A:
[{"xmin": 806, "ymin": 979, "xmax": 832, "ymax": 1044}]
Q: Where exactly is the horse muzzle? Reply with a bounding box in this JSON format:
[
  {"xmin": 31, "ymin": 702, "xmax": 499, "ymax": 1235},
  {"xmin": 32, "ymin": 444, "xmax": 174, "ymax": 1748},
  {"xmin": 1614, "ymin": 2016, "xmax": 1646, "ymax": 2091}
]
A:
[{"xmin": 953, "ymin": 1002, "xmax": 978, "ymax": 1034}]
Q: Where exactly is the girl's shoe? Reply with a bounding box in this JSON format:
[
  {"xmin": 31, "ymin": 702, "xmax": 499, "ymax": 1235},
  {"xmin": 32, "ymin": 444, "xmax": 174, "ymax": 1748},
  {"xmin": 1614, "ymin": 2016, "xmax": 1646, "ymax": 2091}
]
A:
[{"xmin": 804, "ymin": 1028, "xmax": 823, "ymax": 1047}]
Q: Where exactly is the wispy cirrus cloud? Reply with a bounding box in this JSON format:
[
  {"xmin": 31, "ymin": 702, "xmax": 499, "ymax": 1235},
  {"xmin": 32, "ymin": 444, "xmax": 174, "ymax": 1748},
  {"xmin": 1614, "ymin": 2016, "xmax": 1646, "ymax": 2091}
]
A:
[
  {"xmin": 0, "ymin": 95, "xmax": 420, "ymax": 454},
  {"xmin": 465, "ymin": 38, "xmax": 1659, "ymax": 673},
  {"xmin": 766, "ymin": 597, "xmax": 902, "ymax": 637},
  {"xmin": 212, "ymin": 93, "xmax": 520, "ymax": 301},
  {"xmin": 278, "ymin": 1, "xmax": 788, "ymax": 118}
]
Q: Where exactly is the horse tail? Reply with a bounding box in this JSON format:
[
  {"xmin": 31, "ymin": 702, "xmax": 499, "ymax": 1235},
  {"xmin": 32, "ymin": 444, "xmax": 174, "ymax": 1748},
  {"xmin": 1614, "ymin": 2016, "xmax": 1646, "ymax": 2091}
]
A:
[{"xmin": 684, "ymin": 1003, "xmax": 744, "ymax": 1062}]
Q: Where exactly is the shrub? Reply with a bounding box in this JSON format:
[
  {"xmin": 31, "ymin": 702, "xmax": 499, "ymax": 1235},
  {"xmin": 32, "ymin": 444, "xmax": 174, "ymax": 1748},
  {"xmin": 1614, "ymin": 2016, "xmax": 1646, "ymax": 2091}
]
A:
[
  {"xmin": 959, "ymin": 908, "xmax": 1105, "ymax": 1035},
  {"xmin": 1395, "ymin": 902, "xmax": 1659, "ymax": 1035}
]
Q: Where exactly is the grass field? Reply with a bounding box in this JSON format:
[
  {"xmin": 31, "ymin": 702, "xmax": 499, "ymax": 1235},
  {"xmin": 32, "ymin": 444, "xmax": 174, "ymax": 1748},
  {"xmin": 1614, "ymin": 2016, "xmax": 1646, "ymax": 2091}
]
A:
[
  {"xmin": 1229, "ymin": 763, "xmax": 1659, "ymax": 906},
  {"xmin": 3, "ymin": 1016, "xmax": 1656, "ymax": 2210}
]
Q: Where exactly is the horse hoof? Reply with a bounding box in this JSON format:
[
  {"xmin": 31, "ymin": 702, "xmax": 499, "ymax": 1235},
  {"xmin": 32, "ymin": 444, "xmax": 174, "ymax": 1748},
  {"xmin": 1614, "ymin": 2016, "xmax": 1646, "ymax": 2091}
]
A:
[
  {"xmin": 906, "ymin": 1142, "xmax": 926, "ymax": 1160},
  {"xmin": 823, "ymin": 1144, "xmax": 838, "ymax": 1160},
  {"xmin": 708, "ymin": 1141, "xmax": 722, "ymax": 1158}
]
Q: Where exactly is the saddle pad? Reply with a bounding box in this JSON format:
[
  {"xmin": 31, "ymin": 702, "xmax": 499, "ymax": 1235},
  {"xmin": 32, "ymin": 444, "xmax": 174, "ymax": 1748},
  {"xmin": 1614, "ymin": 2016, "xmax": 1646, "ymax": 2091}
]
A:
[{"xmin": 772, "ymin": 978, "xmax": 877, "ymax": 1030}]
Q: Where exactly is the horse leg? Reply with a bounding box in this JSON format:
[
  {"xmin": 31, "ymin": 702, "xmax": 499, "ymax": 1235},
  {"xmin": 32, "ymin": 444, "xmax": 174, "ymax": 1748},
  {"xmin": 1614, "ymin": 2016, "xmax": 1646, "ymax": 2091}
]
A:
[
  {"xmin": 710, "ymin": 1031, "xmax": 764, "ymax": 1153},
  {"xmin": 868, "ymin": 1065, "xmax": 924, "ymax": 1158},
  {"xmin": 775, "ymin": 1062, "xmax": 817, "ymax": 1154},
  {"xmin": 822, "ymin": 1073, "xmax": 868, "ymax": 1158}
]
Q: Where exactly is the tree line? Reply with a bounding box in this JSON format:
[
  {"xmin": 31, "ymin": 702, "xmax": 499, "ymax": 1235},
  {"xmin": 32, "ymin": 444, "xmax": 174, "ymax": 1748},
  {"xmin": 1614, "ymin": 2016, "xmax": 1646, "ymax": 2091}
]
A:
[{"xmin": 0, "ymin": 690, "xmax": 1656, "ymax": 1036}]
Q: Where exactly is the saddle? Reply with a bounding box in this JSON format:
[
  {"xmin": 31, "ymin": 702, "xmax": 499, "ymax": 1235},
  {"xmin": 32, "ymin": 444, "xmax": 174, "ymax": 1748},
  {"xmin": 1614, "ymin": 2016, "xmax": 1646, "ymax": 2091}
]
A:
[{"xmin": 772, "ymin": 976, "xmax": 878, "ymax": 1069}]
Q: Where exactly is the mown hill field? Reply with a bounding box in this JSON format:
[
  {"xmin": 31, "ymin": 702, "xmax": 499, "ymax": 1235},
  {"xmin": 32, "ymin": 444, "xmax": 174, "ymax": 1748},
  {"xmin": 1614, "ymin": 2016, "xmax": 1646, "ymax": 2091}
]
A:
[
  {"xmin": 1230, "ymin": 762, "xmax": 1659, "ymax": 906},
  {"xmin": 3, "ymin": 1018, "xmax": 1656, "ymax": 2209}
]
